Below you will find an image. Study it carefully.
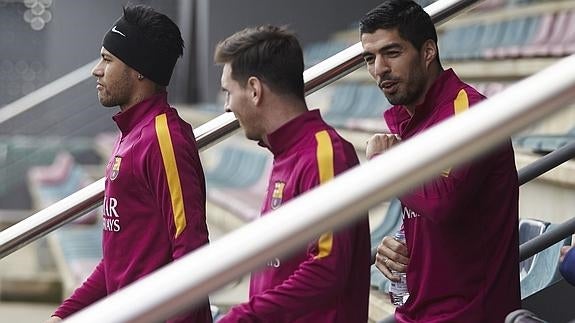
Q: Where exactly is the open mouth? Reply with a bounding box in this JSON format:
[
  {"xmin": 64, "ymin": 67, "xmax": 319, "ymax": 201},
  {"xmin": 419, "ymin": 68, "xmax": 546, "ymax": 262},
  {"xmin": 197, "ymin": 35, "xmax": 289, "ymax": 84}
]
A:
[{"xmin": 379, "ymin": 80, "xmax": 398, "ymax": 92}]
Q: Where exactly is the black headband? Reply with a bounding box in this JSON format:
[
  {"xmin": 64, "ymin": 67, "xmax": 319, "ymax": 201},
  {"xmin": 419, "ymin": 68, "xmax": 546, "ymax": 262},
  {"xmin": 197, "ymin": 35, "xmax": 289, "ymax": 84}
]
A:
[{"xmin": 102, "ymin": 16, "xmax": 178, "ymax": 86}]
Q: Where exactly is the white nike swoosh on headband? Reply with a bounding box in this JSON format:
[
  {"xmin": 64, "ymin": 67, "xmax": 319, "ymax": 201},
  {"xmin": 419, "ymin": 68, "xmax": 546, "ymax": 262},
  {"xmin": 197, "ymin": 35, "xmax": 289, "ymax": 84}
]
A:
[{"xmin": 111, "ymin": 26, "xmax": 126, "ymax": 37}]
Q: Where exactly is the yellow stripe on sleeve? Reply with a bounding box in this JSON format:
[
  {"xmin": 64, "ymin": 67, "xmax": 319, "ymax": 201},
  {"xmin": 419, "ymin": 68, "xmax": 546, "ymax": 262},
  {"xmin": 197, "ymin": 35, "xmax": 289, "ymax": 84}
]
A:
[
  {"xmin": 454, "ymin": 89, "xmax": 469, "ymax": 115},
  {"xmin": 155, "ymin": 114, "xmax": 186, "ymax": 238},
  {"xmin": 442, "ymin": 89, "xmax": 470, "ymax": 177},
  {"xmin": 314, "ymin": 130, "xmax": 334, "ymax": 259}
]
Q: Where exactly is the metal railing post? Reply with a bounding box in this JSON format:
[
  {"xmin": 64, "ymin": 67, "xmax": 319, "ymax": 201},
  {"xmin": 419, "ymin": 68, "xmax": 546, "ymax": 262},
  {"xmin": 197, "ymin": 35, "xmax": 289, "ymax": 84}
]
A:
[
  {"xmin": 520, "ymin": 218, "xmax": 575, "ymax": 262},
  {"xmin": 518, "ymin": 141, "xmax": 575, "ymax": 185}
]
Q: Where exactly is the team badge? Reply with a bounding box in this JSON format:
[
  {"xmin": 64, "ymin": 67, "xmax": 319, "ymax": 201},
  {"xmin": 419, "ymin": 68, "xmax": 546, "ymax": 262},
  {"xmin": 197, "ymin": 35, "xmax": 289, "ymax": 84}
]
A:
[
  {"xmin": 110, "ymin": 156, "xmax": 122, "ymax": 180},
  {"xmin": 271, "ymin": 181, "xmax": 285, "ymax": 209}
]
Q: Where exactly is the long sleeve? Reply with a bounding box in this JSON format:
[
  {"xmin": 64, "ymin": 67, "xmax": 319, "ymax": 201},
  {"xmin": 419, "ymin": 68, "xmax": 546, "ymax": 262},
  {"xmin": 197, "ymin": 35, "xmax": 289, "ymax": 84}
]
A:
[
  {"xmin": 149, "ymin": 113, "xmax": 209, "ymax": 259},
  {"xmin": 400, "ymin": 143, "xmax": 513, "ymax": 224},
  {"xmin": 53, "ymin": 259, "xmax": 107, "ymax": 318},
  {"xmin": 147, "ymin": 113, "xmax": 212, "ymax": 323},
  {"xmin": 221, "ymin": 229, "xmax": 356, "ymax": 322}
]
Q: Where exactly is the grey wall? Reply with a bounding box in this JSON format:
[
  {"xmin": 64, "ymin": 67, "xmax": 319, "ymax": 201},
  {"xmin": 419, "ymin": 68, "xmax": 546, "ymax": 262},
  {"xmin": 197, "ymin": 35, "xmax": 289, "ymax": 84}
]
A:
[{"xmin": 192, "ymin": 0, "xmax": 383, "ymax": 103}]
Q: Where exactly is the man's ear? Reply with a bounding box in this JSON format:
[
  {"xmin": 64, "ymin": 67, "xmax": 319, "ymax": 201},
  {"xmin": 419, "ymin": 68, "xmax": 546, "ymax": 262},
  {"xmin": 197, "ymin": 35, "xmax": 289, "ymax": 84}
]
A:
[
  {"xmin": 422, "ymin": 39, "xmax": 437, "ymax": 69},
  {"xmin": 246, "ymin": 76, "xmax": 263, "ymax": 106}
]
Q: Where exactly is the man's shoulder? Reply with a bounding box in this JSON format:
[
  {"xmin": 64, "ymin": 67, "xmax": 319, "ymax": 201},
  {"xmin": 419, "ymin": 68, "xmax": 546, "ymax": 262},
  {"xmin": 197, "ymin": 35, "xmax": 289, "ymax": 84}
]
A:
[
  {"xmin": 436, "ymin": 82, "xmax": 485, "ymax": 118},
  {"xmin": 136, "ymin": 110, "xmax": 194, "ymax": 154}
]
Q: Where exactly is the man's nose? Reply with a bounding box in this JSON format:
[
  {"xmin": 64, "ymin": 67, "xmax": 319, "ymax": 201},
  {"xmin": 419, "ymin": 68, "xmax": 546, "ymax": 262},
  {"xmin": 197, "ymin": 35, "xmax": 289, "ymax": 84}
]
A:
[
  {"xmin": 91, "ymin": 61, "xmax": 103, "ymax": 77},
  {"xmin": 374, "ymin": 56, "xmax": 391, "ymax": 77}
]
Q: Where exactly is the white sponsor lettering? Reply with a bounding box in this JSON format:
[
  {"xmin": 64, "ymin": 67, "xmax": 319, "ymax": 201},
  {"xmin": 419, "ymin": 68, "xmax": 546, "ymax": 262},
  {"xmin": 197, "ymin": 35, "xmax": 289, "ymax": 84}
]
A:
[
  {"xmin": 104, "ymin": 197, "xmax": 119, "ymax": 217},
  {"xmin": 402, "ymin": 206, "xmax": 421, "ymax": 220},
  {"xmin": 103, "ymin": 196, "xmax": 121, "ymax": 232}
]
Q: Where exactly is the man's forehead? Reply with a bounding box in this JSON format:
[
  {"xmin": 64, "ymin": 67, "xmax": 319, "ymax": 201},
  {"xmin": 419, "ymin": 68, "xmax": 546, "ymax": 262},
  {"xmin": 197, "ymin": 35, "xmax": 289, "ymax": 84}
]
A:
[
  {"xmin": 361, "ymin": 29, "xmax": 405, "ymax": 49},
  {"xmin": 100, "ymin": 47, "xmax": 114, "ymax": 57}
]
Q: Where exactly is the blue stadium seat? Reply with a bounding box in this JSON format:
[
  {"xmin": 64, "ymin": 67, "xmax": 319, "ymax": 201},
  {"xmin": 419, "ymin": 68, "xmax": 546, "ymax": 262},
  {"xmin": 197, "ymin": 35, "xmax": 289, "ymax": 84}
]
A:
[
  {"xmin": 519, "ymin": 218, "xmax": 550, "ymax": 281},
  {"xmin": 520, "ymin": 222, "xmax": 572, "ymax": 299},
  {"xmin": 303, "ymin": 40, "xmax": 351, "ymax": 68},
  {"xmin": 50, "ymin": 225, "xmax": 102, "ymax": 298},
  {"xmin": 497, "ymin": 15, "xmax": 540, "ymax": 58},
  {"xmin": 205, "ymin": 146, "xmax": 270, "ymax": 188},
  {"xmin": 324, "ymin": 83, "xmax": 391, "ymax": 132},
  {"xmin": 514, "ymin": 127, "xmax": 575, "ymax": 154},
  {"xmin": 205, "ymin": 144, "xmax": 271, "ymax": 222},
  {"xmin": 486, "ymin": 16, "xmax": 537, "ymax": 59}
]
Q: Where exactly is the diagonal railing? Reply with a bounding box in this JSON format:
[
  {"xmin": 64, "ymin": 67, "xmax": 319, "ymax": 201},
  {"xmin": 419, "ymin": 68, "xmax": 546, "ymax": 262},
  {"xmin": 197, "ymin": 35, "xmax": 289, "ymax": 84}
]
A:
[
  {"xmin": 62, "ymin": 52, "xmax": 575, "ymax": 323},
  {"xmin": 0, "ymin": 0, "xmax": 481, "ymax": 259}
]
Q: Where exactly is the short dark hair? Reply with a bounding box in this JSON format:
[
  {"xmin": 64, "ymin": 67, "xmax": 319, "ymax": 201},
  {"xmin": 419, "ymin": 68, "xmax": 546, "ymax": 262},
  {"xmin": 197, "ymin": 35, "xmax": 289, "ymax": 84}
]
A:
[
  {"xmin": 360, "ymin": 0, "xmax": 437, "ymax": 55},
  {"xmin": 214, "ymin": 25, "xmax": 305, "ymax": 100},
  {"xmin": 123, "ymin": 4, "xmax": 184, "ymax": 59}
]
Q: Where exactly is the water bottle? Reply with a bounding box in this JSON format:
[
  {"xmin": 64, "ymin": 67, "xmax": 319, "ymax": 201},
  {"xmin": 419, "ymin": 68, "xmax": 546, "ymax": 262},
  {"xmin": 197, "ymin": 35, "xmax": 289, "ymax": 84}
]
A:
[{"xmin": 389, "ymin": 229, "xmax": 409, "ymax": 306}]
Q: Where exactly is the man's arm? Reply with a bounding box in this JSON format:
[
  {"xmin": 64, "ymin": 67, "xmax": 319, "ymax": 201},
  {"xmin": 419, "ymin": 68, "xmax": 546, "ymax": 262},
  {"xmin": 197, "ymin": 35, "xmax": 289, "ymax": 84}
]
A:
[
  {"xmin": 149, "ymin": 114, "xmax": 209, "ymax": 259},
  {"xmin": 399, "ymin": 144, "xmax": 508, "ymax": 223},
  {"xmin": 221, "ymin": 227, "xmax": 357, "ymax": 322},
  {"xmin": 52, "ymin": 260, "xmax": 107, "ymax": 319},
  {"xmin": 148, "ymin": 115, "xmax": 211, "ymax": 323}
]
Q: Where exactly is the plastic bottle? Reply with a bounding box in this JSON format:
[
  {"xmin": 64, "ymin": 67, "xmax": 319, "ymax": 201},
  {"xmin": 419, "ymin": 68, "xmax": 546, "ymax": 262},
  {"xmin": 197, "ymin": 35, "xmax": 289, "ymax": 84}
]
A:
[{"xmin": 389, "ymin": 229, "xmax": 409, "ymax": 306}]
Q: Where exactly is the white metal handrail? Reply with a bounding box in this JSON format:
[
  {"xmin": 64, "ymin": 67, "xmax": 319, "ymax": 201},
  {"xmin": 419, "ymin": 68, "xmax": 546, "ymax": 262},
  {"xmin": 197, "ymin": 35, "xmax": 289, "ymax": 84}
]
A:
[
  {"xmin": 62, "ymin": 53, "xmax": 575, "ymax": 323},
  {"xmin": 0, "ymin": 0, "xmax": 481, "ymax": 259},
  {"xmin": 0, "ymin": 59, "xmax": 98, "ymax": 125}
]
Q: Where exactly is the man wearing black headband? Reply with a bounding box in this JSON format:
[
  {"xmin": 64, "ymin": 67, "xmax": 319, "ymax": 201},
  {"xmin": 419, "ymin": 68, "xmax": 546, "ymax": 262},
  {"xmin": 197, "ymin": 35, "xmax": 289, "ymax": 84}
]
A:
[{"xmin": 47, "ymin": 5, "xmax": 212, "ymax": 323}]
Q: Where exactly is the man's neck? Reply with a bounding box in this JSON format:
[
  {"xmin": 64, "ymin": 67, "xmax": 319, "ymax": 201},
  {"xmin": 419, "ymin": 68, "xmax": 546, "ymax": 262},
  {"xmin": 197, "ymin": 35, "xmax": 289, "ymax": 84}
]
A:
[
  {"xmin": 261, "ymin": 96, "xmax": 308, "ymax": 141},
  {"xmin": 405, "ymin": 67, "xmax": 444, "ymax": 116}
]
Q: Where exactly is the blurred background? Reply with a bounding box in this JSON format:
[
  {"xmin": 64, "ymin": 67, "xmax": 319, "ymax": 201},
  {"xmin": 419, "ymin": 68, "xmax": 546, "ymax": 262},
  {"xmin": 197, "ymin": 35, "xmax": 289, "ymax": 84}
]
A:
[{"xmin": 1, "ymin": 0, "xmax": 575, "ymax": 321}]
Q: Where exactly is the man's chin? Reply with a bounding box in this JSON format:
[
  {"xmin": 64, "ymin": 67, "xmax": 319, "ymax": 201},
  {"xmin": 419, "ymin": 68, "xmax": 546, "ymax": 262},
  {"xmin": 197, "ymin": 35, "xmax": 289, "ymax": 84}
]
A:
[{"xmin": 98, "ymin": 98, "xmax": 116, "ymax": 108}]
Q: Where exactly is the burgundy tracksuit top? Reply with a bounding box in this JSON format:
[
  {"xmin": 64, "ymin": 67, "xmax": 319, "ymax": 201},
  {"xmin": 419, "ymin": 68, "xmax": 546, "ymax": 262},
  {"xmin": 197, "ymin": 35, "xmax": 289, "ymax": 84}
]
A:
[
  {"xmin": 385, "ymin": 69, "xmax": 520, "ymax": 322},
  {"xmin": 221, "ymin": 110, "xmax": 371, "ymax": 323},
  {"xmin": 54, "ymin": 92, "xmax": 212, "ymax": 322}
]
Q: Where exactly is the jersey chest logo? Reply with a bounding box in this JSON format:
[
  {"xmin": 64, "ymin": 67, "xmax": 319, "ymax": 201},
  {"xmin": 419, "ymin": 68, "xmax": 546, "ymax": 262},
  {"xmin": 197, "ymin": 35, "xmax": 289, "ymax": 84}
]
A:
[
  {"xmin": 271, "ymin": 181, "xmax": 286, "ymax": 210},
  {"xmin": 110, "ymin": 156, "xmax": 122, "ymax": 181}
]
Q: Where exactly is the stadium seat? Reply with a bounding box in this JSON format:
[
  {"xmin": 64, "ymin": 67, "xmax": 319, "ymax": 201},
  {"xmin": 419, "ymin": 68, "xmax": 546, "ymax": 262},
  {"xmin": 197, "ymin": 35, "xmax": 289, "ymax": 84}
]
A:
[
  {"xmin": 49, "ymin": 225, "xmax": 102, "ymax": 298},
  {"xmin": 205, "ymin": 146, "xmax": 270, "ymax": 188},
  {"xmin": 520, "ymin": 222, "xmax": 571, "ymax": 298},
  {"xmin": 519, "ymin": 218, "xmax": 550, "ymax": 281},
  {"xmin": 205, "ymin": 144, "xmax": 272, "ymax": 222},
  {"xmin": 27, "ymin": 151, "xmax": 98, "ymax": 224},
  {"xmin": 523, "ymin": 11, "xmax": 568, "ymax": 57},
  {"xmin": 490, "ymin": 16, "xmax": 538, "ymax": 59},
  {"xmin": 324, "ymin": 83, "xmax": 391, "ymax": 132},
  {"xmin": 548, "ymin": 10, "xmax": 575, "ymax": 56},
  {"xmin": 303, "ymin": 40, "xmax": 351, "ymax": 68},
  {"xmin": 513, "ymin": 127, "xmax": 575, "ymax": 154}
]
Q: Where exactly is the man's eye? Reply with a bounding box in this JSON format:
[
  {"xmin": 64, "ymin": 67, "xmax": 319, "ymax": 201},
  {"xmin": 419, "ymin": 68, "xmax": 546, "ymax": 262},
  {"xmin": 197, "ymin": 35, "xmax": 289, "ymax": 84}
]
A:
[{"xmin": 363, "ymin": 56, "xmax": 374, "ymax": 64}]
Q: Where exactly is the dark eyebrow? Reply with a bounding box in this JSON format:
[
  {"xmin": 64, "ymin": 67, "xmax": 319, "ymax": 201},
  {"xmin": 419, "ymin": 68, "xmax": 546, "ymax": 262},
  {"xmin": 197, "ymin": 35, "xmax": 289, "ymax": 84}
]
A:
[
  {"xmin": 362, "ymin": 42, "xmax": 403, "ymax": 58},
  {"xmin": 378, "ymin": 43, "xmax": 402, "ymax": 53}
]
